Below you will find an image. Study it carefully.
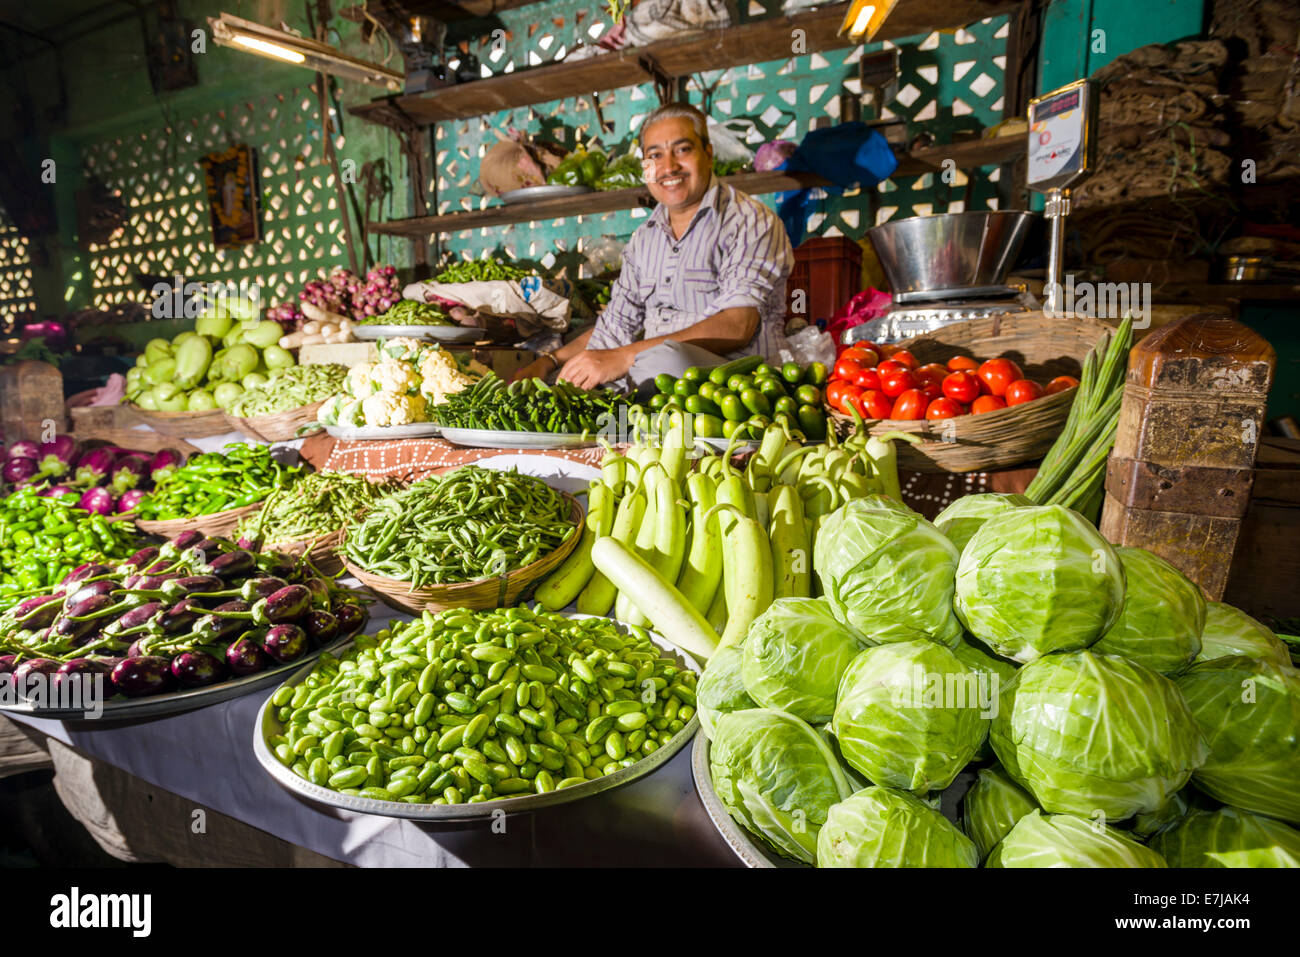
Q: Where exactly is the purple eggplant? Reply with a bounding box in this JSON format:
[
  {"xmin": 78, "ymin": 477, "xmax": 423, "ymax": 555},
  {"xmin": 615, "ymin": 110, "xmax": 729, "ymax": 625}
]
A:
[
  {"xmin": 61, "ymin": 563, "xmax": 114, "ymax": 590},
  {"xmin": 302, "ymin": 578, "xmax": 333, "ymax": 612},
  {"xmin": 115, "ymin": 489, "xmax": 147, "ymax": 514},
  {"xmin": 148, "ymin": 597, "xmax": 204, "ymax": 637},
  {"xmin": 262, "ymin": 623, "xmax": 308, "ymax": 663},
  {"xmin": 35, "ymin": 435, "xmax": 78, "ymax": 480},
  {"xmin": 303, "ymin": 610, "xmax": 340, "ymax": 645},
  {"xmin": 65, "ymin": 579, "xmax": 117, "ymax": 608},
  {"xmin": 202, "ymin": 550, "xmax": 256, "ymax": 581},
  {"xmin": 170, "ymin": 650, "xmax": 225, "ymax": 688},
  {"xmin": 77, "ymin": 486, "xmax": 116, "ymax": 516},
  {"xmin": 127, "ymin": 574, "xmax": 222, "ymax": 602},
  {"xmin": 225, "ymin": 634, "xmax": 270, "ymax": 676},
  {"xmin": 121, "ymin": 546, "xmax": 161, "ymax": 571},
  {"xmin": 111, "ymin": 656, "xmax": 174, "ymax": 697},
  {"xmin": 208, "ymin": 584, "xmax": 311, "ymax": 627},
  {"xmin": 235, "ymin": 533, "xmax": 261, "ymax": 551},
  {"xmin": 13, "ymin": 658, "xmax": 61, "ymax": 687},
  {"xmin": 72, "ymin": 447, "xmax": 118, "ymax": 488},
  {"xmin": 53, "ymin": 657, "xmax": 118, "ymax": 694},
  {"xmin": 333, "ymin": 602, "xmax": 367, "ymax": 635},
  {"xmin": 0, "ymin": 654, "xmax": 18, "ymax": 675},
  {"xmin": 254, "ymin": 552, "xmax": 297, "ymax": 579},
  {"xmin": 102, "ymin": 601, "xmax": 164, "ymax": 638},
  {"xmin": 39, "ymin": 484, "xmax": 77, "ymax": 499},
  {"xmin": 8, "ymin": 595, "xmax": 63, "ymax": 629},
  {"xmin": 3, "ymin": 456, "xmax": 37, "ymax": 486},
  {"xmin": 193, "ymin": 600, "xmax": 251, "ymax": 642},
  {"xmin": 158, "ymin": 530, "xmax": 205, "ymax": 560},
  {"xmin": 126, "ymin": 639, "xmax": 147, "ymax": 658},
  {"xmin": 7, "ymin": 440, "xmax": 39, "ymax": 461},
  {"xmin": 109, "ymin": 454, "xmax": 149, "ymax": 496},
  {"xmin": 149, "ymin": 449, "xmax": 183, "ymax": 486}
]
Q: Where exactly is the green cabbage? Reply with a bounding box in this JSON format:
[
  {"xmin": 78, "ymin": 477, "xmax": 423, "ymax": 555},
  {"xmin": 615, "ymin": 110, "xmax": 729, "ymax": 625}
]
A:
[
  {"xmin": 816, "ymin": 787, "xmax": 979, "ymax": 868},
  {"xmin": 1151, "ymin": 807, "xmax": 1300, "ymax": 867},
  {"xmin": 696, "ymin": 645, "xmax": 756, "ymax": 741},
  {"xmin": 1092, "ymin": 547, "xmax": 1205, "ymax": 675},
  {"xmin": 1131, "ymin": 791, "xmax": 1190, "ymax": 840},
  {"xmin": 954, "ymin": 505, "xmax": 1126, "ymax": 662},
  {"xmin": 831, "ymin": 640, "xmax": 990, "ymax": 793},
  {"xmin": 987, "ymin": 810, "xmax": 1167, "ymax": 867},
  {"xmin": 963, "ymin": 765, "xmax": 1039, "ymax": 861},
  {"xmin": 813, "ymin": 497, "xmax": 963, "ymax": 647},
  {"xmin": 1177, "ymin": 655, "xmax": 1300, "ymax": 824},
  {"xmin": 740, "ymin": 597, "xmax": 866, "ymax": 723},
  {"xmin": 933, "ymin": 493, "xmax": 1033, "ymax": 553},
  {"xmin": 991, "ymin": 650, "xmax": 1208, "ymax": 820},
  {"xmin": 1195, "ymin": 602, "xmax": 1291, "ymax": 667},
  {"xmin": 709, "ymin": 709, "xmax": 854, "ymax": 864}
]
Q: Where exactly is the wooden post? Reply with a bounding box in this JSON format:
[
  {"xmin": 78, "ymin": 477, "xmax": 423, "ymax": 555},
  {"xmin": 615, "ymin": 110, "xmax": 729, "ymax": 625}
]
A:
[
  {"xmin": 0, "ymin": 360, "xmax": 66, "ymax": 442},
  {"xmin": 1099, "ymin": 315, "xmax": 1276, "ymax": 599}
]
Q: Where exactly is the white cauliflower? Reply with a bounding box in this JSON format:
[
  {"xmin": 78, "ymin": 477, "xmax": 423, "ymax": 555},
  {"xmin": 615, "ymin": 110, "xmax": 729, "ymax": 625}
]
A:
[
  {"xmin": 316, "ymin": 394, "xmax": 348, "ymax": 426},
  {"xmin": 418, "ymin": 349, "xmax": 473, "ymax": 403},
  {"xmin": 338, "ymin": 398, "xmax": 367, "ymax": 427},
  {"xmin": 379, "ymin": 337, "xmax": 427, "ymax": 364},
  {"xmin": 371, "ymin": 357, "xmax": 421, "ymax": 395},
  {"xmin": 345, "ymin": 363, "xmax": 379, "ymax": 399},
  {"xmin": 362, "ymin": 391, "xmax": 427, "ymax": 427}
]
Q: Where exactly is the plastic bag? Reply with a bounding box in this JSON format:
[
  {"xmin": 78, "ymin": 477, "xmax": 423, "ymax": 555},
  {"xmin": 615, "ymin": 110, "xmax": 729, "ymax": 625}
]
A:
[
  {"xmin": 774, "ymin": 325, "xmax": 837, "ymax": 369},
  {"xmin": 826, "ymin": 288, "xmax": 893, "ymax": 346},
  {"xmin": 625, "ymin": 0, "xmax": 730, "ymax": 46}
]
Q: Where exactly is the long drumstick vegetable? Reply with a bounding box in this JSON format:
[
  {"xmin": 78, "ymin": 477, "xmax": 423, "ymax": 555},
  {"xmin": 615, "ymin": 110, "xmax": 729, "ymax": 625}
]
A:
[{"xmin": 590, "ymin": 538, "xmax": 718, "ymax": 663}]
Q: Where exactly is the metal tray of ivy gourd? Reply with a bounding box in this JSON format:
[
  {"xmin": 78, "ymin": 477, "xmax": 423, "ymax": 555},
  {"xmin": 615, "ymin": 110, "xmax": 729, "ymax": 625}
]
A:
[{"xmin": 253, "ymin": 617, "xmax": 700, "ymax": 820}]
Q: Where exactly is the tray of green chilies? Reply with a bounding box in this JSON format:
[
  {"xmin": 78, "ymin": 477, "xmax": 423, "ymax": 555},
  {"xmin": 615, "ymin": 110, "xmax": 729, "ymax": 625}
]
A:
[{"xmin": 253, "ymin": 611, "xmax": 701, "ymax": 820}]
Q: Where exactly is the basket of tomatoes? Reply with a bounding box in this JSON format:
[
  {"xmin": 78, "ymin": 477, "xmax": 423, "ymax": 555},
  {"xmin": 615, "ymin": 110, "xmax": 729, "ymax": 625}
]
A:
[{"xmin": 824, "ymin": 312, "xmax": 1109, "ymax": 472}]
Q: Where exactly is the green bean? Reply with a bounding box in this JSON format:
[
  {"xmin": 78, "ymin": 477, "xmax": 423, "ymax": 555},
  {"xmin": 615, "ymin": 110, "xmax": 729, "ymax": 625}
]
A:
[
  {"xmin": 227, "ymin": 363, "xmax": 348, "ymax": 417},
  {"xmin": 265, "ymin": 606, "xmax": 698, "ymax": 808}
]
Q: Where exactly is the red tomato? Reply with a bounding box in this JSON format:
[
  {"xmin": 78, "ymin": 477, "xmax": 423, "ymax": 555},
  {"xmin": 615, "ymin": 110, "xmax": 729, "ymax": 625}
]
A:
[
  {"xmin": 853, "ymin": 368, "xmax": 881, "ymax": 391},
  {"xmin": 831, "ymin": 383, "xmax": 863, "ymax": 415},
  {"xmin": 833, "ymin": 358, "xmax": 863, "ymax": 382},
  {"xmin": 971, "ymin": 394, "xmax": 1007, "ymax": 414},
  {"xmin": 919, "ymin": 381, "xmax": 943, "ymax": 403},
  {"xmin": 977, "ymin": 358, "xmax": 1024, "ymax": 397},
  {"xmin": 876, "ymin": 343, "xmax": 900, "ymax": 358},
  {"xmin": 840, "ymin": 346, "xmax": 879, "ymax": 368},
  {"xmin": 942, "ymin": 371, "xmax": 981, "ymax": 404},
  {"xmin": 1005, "ymin": 379, "xmax": 1045, "ymax": 406},
  {"xmin": 861, "ymin": 389, "xmax": 894, "ymax": 419},
  {"xmin": 890, "ymin": 389, "xmax": 928, "ymax": 420},
  {"xmin": 890, "ymin": 349, "xmax": 919, "ymax": 370},
  {"xmin": 875, "ymin": 360, "xmax": 907, "ymax": 376},
  {"xmin": 1045, "ymin": 375, "xmax": 1080, "ymax": 395},
  {"xmin": 880, "ymin": 369, "xmax": 918, "ymax": 399},
  {"xmin": 915, "ymin": 363, "xmax": 949, "ymax": 386},
  {"xmin": 947, "ymin": 355, "xmax": 979, "ymax": 373},
  {"xmin": 845, "ymin": 340, "xmax": 879, "ymax": 356},
  {"xmin": 925, "ymin": 397, "xmax": 966, "ymax": 420},
  {"xmin": 825, "ymin": 380, "xmax": 854, "ymax": 409}
]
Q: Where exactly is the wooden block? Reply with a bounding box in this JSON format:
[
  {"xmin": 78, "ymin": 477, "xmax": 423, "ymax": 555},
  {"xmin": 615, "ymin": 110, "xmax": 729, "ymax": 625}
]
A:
[
  {"xmin": 0, "ymin": 361, "xmax": 66, "ymax": 442},
  {"xmin": 1105, "ymin": 456, "xmax": 1254, "ymax": 519},
  {"xmin": 1099, "ymin": 492, "xmax": 1241, "ymax": 600},
  {"xmin": 298, "ymin": 342, "xmax": 377, "ymax": 367}
]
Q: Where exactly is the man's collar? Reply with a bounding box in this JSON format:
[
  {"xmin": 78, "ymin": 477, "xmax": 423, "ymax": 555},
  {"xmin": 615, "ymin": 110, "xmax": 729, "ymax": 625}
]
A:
[{"xmin": 649, "ymin": 175, "xmax": 723, "ymax": 233}]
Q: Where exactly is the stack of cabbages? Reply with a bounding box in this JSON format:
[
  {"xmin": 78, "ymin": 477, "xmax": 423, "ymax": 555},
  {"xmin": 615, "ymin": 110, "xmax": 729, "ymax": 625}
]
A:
[{"xmin": 700, "ymin": 493, "xmax": 1300, "ymax": 868}]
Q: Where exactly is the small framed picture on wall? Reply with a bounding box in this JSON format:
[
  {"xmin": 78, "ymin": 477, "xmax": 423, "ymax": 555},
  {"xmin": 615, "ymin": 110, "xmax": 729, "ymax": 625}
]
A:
[{"xmin": 201, "ymin": 144, "xmax": 261, "ymax": 248}]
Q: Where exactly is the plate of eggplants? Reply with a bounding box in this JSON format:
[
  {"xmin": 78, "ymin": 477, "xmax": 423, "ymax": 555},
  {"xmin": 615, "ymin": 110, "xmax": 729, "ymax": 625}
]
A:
[{"xmin": 0, "ymin": 530, "xmax": 370, "ymax": 719}]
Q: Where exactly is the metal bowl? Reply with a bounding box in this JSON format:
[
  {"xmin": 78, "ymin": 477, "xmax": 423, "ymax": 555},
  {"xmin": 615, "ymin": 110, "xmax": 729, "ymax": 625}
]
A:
[{"xmin": 867, "ymin": 210, "xmax": 1034, "ymax": 304}]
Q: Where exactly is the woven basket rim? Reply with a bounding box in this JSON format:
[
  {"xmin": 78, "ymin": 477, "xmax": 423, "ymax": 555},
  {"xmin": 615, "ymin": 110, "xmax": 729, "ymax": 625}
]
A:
[
  {"xmin": 341, "ymin": 493, "xmax": 583, "ymax": 597},
  {"xmin": 225, "ymin": 398, "xmax": 327, "ymax": 429},
  {"xmin": 135, "ymin": 500, "xmax": 263, "ymax": 534}
]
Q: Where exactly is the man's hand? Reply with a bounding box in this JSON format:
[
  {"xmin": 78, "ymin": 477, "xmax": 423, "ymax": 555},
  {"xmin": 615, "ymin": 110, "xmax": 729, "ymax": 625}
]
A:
[
  {"xmin": 559, "ymin": 348, "xmax": 632, "ymax": 390},
  {"xmin": 510, "ymin": 357, "xmax": 554, "ymax": 383}
]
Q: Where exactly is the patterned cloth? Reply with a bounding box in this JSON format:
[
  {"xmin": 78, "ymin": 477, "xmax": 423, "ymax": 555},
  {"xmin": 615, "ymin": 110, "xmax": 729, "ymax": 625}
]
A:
[{"xmin": 586, "ymin": 176, "xmax": 794, "ymax": 360}]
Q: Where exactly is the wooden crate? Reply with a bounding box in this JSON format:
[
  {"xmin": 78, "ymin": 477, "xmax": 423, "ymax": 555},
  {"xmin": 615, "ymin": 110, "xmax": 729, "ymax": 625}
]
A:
[
  {"xmin": 1225, "ymin": 437, "xmax": 1300, "ymax": 621},
  {"xmin": 1, "ymin": 361, "xmax": 66, "ymax": 442}
]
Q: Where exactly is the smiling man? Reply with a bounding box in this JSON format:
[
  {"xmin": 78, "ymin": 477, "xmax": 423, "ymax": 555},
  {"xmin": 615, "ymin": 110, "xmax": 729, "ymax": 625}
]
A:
[{"xmin": 513, "ymin": 103, "xmax": 794, "ymax": 391}]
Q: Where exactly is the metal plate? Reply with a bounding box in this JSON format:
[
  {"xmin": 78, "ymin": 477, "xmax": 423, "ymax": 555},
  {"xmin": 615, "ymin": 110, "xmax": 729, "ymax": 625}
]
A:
[
  {"xmin": 352, "ymin": 324, "xmax": 483, "ymax": 343},
  {"xmin": 437, "ymin": 426, "xmax": 598, "ymax": 449},
  {"xmin": 324, "ymin": 423, "xmax": 441, "ymax": 441},
  {"xmin": 254, "ymin": 618, "xmax": 701, "ymax": 820},
  {"xmin": 499, "ymin": 185, "xmax": 594, "ymax": 205},
  {"xmin": 693, "ymin": 436, "xmax": 760, "ymax": 453},
  {"xmin": 0, "ymin": 636, "xmax": 353, "ymax": 722},
  {"xmin": 690, "ymin": 733, "xmax": 805, "ymax": 869}
]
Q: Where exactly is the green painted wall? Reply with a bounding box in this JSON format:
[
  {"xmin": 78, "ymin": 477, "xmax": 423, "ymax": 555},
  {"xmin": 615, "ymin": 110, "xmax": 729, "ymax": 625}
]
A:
[{"xmin": 1039, "ymin": 0, "xmax": 1206, "ymax": 91}]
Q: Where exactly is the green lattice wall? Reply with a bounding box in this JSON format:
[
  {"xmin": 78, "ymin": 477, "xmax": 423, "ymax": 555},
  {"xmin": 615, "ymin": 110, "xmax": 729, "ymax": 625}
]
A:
[
  {"xmin": 0, "ymin": 210, "xmax": 36, "ymax": 324},
  {"xmin": 434, "ymin": 2, "xmax": 1011, "ymax": 271}
]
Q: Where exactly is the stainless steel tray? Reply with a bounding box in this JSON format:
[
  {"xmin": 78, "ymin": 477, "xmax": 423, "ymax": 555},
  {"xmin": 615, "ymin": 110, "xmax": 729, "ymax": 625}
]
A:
[
  {"xmin": 437, "ymin": 426, "xmax": 599, "ymax": 450},
  {"xmin": 690, "ymin": 733, "xmax": 803, "ymax": 869},
  {"xmin": 0, "ymin": 636, "xmax": 354, "ymax": 722},
  {"xmin": 324, "ymin": 422, "xmax": 441, "ymax": 441},
  {"xmin": 254, "ymin": 618, "xmax": 700, "ymax": 820},
  {"xmin": 693, "ymin": 436, "xmax": 760, "ymax": 453},
  {"xmin": 352, "ymin": 324, "xmax": 483, "ymax": 343},
  {"xmin": 499, "ymin": 184, "xmax": 593, "ymax": 205}
]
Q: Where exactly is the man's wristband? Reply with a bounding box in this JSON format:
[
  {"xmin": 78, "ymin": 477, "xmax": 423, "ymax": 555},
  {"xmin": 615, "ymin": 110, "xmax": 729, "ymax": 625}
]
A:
[{"xmin": 540, "ymin": 351, "xmax": 561, "ymax": 371}]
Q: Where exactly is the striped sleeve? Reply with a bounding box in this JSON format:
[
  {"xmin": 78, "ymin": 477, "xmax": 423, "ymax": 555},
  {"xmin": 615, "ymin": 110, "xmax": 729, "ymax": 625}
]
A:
[
  {"xmin": 585, "ymin": 235, "xmax": 645, "ymax": 351},
  {"xmin": 709, "ymin": 195, "xmax": 794, "ymax": 315}
]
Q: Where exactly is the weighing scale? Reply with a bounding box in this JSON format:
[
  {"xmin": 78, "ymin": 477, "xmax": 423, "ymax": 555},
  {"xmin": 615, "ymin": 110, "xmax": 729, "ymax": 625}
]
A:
[{"xmin": 1027, "ymin": 78, "xmax": 1098, "ymax": 315}]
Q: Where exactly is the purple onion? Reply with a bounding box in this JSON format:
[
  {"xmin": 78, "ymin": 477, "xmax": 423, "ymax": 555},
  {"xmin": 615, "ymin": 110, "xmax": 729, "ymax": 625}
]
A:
[{"xmin": 78, "ymin": 486, "xmax": 116, "ymax": 516}]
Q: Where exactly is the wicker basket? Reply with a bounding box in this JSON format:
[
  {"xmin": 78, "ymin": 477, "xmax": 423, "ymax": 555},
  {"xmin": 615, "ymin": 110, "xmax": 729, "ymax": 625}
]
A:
[
  {"xmin": 341, "ymin": 494, "xmax": 584, "ymax": 614},
  {"xmin": 128, "ymin": 405, "xmax": 234, "ymax": 439},
  {"xmin": 225, "ymin": 400, "xmax": 327, "ymax": 444},
  {"xmin": 830, "ymin": 312, "xmax": 1113, "ymax": 473},
  {"xmin": 263, "ymin": 528, "xmax": 346, "ymax": 576},
  {"xmin": 135, "ymin": 501, "xmax": 263, "ymax": 539}
]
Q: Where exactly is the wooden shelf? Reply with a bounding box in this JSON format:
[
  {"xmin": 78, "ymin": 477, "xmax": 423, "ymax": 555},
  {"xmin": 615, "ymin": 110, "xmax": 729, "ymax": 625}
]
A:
[
  {"xmin": 350, "ymin": 1, "xmax": 1017, "ymax": 129},
  {"xmin": 367, "ymin": 136, "xmax": 1023, "ymax": 237},
  {"xmin": 1152, "ymin": 283, "xmax": 1300, "ymax": 303}
]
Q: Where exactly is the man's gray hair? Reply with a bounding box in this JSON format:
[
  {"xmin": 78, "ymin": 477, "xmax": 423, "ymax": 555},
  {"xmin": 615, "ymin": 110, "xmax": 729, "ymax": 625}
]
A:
[{"xmin": 638, "ymin": 102, "xmax": 711, "ymax": 150}]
